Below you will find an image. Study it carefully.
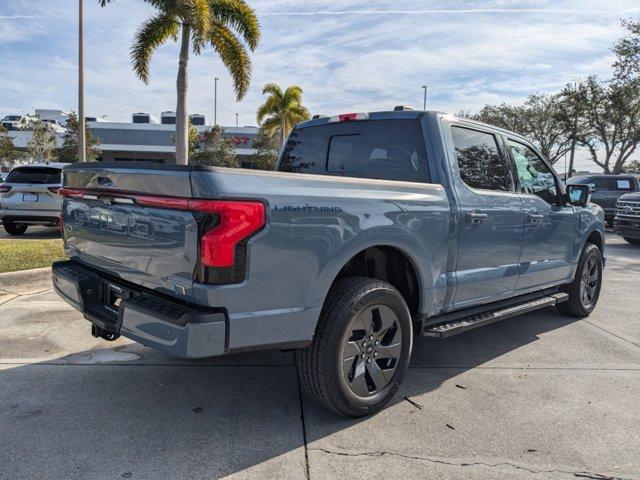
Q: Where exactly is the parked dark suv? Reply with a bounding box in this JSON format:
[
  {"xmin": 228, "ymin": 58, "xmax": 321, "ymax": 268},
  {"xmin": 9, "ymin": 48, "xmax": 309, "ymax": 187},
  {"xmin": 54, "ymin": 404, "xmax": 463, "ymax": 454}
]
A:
[
  {"xmin": 566, "ymin": 175, "xmax": 640, "ymax": 225},
  {"xmin": 613, "ymin": 193, "xmax": 640, "ymax": 245}
]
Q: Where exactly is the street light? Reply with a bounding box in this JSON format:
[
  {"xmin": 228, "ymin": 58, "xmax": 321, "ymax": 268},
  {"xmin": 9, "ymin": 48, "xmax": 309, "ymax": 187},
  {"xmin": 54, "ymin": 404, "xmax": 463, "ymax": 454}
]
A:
[
  {"xmin": 235, "ymin": 113, "xmax": 239, "ymax": 127},
  {"xmin": 78, "ymin": 0, "xmax": 86, "ymax": 162},
  {"xmin": 421, "ymin": 85, "xmax": 427, "ymax": 111},
  {"xmin": 214, "ymin": 77, "xmax": 219, "ymax": 125}
]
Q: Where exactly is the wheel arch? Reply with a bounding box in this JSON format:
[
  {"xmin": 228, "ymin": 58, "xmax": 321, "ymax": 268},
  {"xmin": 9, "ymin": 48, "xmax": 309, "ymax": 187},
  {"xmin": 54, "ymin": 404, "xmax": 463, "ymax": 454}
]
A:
[{"xmin": 326, "ymin": 244, "xmax": 423, "ymax": 321}]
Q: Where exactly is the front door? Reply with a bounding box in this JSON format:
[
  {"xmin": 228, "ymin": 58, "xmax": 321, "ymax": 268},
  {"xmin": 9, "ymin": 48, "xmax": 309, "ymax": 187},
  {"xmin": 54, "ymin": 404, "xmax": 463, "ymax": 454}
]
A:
[
  {"xmin": 505, "ymin": 138, "xmax": 576, "ymax": 290},
  {"xmin": 449, "ymin": 125, "xmax": 525, "ymax": 308}
]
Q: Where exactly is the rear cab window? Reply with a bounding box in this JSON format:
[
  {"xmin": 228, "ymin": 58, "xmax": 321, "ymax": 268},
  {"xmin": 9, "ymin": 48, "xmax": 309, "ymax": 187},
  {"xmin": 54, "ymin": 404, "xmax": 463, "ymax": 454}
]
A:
[
  {"xmin": 278, "ymin": 120, "xmax": 430, "ymax": 183},
  {"xmin": 6, "ymin": 167, "xmax": 62, "ymax": 184},
  {"xmin": 612, "ymin": 178, "xmax": 636, "ymax": 192}
]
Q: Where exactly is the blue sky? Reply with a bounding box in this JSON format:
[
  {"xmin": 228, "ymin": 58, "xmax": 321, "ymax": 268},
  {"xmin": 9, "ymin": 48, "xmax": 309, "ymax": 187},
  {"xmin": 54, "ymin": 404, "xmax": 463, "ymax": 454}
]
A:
[{"xmin": 0, "ymin": 1, "xmax": 638, "ymax": 166}]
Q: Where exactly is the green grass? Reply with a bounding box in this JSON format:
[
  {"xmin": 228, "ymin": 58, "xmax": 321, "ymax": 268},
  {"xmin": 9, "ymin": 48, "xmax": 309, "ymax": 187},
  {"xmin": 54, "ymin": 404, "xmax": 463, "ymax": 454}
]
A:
[{"xmin": 0, "ymin": 239, "xmax": 66, "ymax": 273}]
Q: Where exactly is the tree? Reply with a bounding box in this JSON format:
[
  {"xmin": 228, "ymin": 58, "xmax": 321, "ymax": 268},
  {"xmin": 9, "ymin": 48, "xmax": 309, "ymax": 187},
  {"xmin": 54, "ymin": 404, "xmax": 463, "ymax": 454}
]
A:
[
  {"xmin": 247, "ymin": 127, "xmax": 280, "ymax": 170},
  {"xmin": 27, "ymin": 119, "xmax": 56, "ymax": 163},
  {"xmin": 625, "ymin": 159, "xmax": 640, "ymax": 173},
  {"xmin": 256, "ymin": 83, "xmax": 310, "ymax": 146},
  {"xmin": 55, "ymin": 112, "xmax": 101, "ymax": 163},
  {"xmin": 0, "ymin": 125, "xmax": 15, "ymax": 171},
  {"xmin": 100, "ymin": 0, "xmax": 260, "ymax": 165},
  {"xmin": 572, "ymin": 76, "xmax": 640, "ymax": 174},
  {"xmin": 613, "ymin": 19, "xmax": 640, "ymax": 82},
  {"xmin": 190, "ymin": 125, "xmax": 238, "ymax": 167},
  {"xmin": 473, "ymin": 94, "xmax": 573, "ymax": 164}
]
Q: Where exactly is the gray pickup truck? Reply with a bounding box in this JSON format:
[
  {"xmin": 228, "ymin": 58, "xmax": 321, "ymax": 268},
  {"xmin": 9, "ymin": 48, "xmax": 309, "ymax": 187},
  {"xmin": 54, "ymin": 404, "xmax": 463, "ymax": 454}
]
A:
[{"xmin": 52, "ymin": 110, "xmax": 604, "ymax": 416}]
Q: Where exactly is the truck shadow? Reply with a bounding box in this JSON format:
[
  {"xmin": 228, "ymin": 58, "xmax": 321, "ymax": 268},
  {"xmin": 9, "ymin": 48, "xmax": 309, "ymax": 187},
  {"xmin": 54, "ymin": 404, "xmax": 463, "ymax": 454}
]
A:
[{"xmin": 0, "ymin": 306, "xmax": 587, "ymax": 478}]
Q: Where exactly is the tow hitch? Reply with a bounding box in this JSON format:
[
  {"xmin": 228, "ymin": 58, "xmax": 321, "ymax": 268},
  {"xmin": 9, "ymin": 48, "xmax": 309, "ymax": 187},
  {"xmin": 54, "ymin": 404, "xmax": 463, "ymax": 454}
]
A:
[{"xmin": 91, "ymin": 324, "xmax": 121, "ymax": 342}]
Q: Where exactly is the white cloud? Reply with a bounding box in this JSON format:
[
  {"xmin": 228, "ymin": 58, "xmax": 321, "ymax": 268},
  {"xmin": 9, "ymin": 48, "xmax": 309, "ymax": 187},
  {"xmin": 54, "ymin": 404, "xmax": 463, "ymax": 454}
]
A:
[{"xmin": 0, "ymin": 0, "xmax": 636, "ymax": 131}]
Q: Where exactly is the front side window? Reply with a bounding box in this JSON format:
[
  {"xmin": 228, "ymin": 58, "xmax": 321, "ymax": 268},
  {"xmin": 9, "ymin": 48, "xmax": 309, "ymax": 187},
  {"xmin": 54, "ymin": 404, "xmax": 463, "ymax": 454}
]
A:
[
  {"xmin": 451, "ymin": 126, "xmax": 507, "ymax": 191},
  {"xmin": 507, "ymin": 139, "xmax": 557, "ymax": 204}
]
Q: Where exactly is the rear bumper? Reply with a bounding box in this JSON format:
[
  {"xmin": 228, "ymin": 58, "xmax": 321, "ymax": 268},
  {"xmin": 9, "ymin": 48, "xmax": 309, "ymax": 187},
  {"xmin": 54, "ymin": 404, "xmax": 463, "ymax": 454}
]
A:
[
  {"xmin": 1, "ymin": 209, "xmax": 61, "ymax": 225},
  {"xmin": 613, "ymin": 217, "xmax": 640, "ymax": 239},
  {"xmin": 52, "ymin": 260, "xmax": 227, "ymax": 358}
]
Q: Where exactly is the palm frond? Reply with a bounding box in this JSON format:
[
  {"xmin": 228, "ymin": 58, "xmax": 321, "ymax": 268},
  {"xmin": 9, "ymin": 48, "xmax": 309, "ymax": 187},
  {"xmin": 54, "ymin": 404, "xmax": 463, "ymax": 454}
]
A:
[
  {"xmin": 209, "ymin": 0, "xmax": 260, "ymax": 50},
  {"xmin": 209, "ymin": 23, "xmax": 251, "ymax": 100},
  {"xmin": 130, "ymin": 13, "xmax": 179, "ymax": 83},
  {"xmin": 288, "ymin": 104, "xmax": 310, "ymax": 122},
  {"xmin": 256, "ymin": 96, "xmax": 282, "ymax": 124},
  {"xmin": 262, "ymin": 82, "xmax": 283, "ymax": 97},
  {"xmin": 260, "ymin": 117, "xmax": 282, "ymax": 136},
  {"xmin": 283, "ymin": 85, "xmax": 304, "ymax": 105},
  {"xmin": 188, "ymin": 0, "xmax": 211, "ymax": 54}
]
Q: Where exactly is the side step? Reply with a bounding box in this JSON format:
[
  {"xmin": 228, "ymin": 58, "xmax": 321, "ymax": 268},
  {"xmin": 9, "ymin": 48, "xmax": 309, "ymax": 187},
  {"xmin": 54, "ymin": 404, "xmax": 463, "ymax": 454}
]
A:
[{"xmin": 423, "ymin": 292, "xmax": 569, "ymax": 338}]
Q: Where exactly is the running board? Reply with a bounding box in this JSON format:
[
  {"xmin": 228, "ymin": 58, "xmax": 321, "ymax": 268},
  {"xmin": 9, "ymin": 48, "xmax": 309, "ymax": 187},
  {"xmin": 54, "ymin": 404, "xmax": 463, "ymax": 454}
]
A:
[{"xmin": 423, "ymin": 292, "xmax": 569, "ymax": 338}]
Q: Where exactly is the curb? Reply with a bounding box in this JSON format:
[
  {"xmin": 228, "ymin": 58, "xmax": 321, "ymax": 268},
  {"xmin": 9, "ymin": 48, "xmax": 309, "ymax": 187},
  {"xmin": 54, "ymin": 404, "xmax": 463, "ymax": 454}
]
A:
[{"xmin": 0, "ymin": 266, "xmax": 52, "ymax": 295}]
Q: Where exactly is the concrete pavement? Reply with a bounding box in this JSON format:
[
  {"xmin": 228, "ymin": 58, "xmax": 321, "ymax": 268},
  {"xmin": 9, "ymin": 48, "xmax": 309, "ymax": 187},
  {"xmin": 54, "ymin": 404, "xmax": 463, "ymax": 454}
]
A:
[{"xmin": 0, "ymin": 233, "xmax": 638, "ymax": 479}]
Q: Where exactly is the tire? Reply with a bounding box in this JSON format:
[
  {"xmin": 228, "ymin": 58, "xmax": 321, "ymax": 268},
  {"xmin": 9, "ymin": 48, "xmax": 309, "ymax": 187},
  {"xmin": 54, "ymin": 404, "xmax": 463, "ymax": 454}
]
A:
[
  {"xmin": 296, "ymin": 277, "xmax": 413, "ymax": 417},
  {"xmin": 623, "ymin": 237, "xmax": 640, "ymax": 246},
  {"xmin": 3, "ymin": 222, "xmax": 27, "ymax": 236},
  {"xmin": 557, "ymin": 243, "xmax": 603, "ymax": 317}
]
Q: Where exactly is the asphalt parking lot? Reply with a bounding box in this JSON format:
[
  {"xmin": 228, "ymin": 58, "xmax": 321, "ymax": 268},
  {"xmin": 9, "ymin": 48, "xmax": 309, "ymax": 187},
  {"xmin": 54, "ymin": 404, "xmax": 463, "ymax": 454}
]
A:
[{"xmin": 0, "ymin": 232, "xmax": 638, "ymax": 480}]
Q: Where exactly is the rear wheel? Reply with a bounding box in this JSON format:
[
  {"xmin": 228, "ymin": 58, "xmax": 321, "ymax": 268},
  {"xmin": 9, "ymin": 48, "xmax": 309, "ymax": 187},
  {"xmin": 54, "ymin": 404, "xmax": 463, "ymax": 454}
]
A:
[
  {"xmin": 623, "ymin": 237, "xmax": 640, "ymax": 246},
  {"xmin": 3, "ymin": 222, "xmax": 27, "ymax": 236},
  {"xmin": 557, "ymin": 243, "xmax": 603, "ymax": 317},
  {"xmin": 296, "ymin": 277, "xmax": 413, "ymax": 417}
]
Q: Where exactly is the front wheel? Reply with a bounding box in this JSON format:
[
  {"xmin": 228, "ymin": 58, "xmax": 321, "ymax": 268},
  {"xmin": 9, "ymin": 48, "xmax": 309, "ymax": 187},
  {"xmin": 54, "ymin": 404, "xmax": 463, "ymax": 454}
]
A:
[
  {"xmin": 623, "ymin": 237, "xmax": 640, "ymax": 246},
  {"xmin": 557, "ymin": 243, "xmax": 603, "ymax": 317},
  {"xmin": 296, "ymin": 277, "xmax": 413, "ymax": 417},
  {"xmin": 3, "ymin": 222, "xmax": 27, "ymax": 236}
]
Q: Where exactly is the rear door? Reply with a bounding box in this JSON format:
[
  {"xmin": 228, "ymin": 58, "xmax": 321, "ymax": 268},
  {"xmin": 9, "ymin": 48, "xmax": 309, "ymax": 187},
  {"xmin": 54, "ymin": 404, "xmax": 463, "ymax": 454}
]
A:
[
  {"xmin": 447, "ymin": 124, "xmax": 525, "ymax": 308},
  {"xmin": 505, "ymin": 138, "xmax": 576, "ymax": 290}
]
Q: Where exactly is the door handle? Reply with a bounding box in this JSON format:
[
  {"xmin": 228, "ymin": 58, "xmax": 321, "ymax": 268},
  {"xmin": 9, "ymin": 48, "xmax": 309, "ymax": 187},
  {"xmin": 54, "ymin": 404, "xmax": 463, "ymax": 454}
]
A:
[
  {"xmin": 466, "ymin": 211, "xmax": 488, "ymax": 224},
  {"xmin": 527, "ymin": 213, "xmax": 544, "ymax": 224}
]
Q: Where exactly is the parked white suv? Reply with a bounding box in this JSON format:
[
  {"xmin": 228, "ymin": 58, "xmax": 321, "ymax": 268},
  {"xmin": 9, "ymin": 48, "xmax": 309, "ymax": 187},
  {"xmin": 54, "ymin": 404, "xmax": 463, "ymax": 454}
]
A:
[{"xmin": 0, "ymin": 163, "xmax": 68, "ymax": 235}]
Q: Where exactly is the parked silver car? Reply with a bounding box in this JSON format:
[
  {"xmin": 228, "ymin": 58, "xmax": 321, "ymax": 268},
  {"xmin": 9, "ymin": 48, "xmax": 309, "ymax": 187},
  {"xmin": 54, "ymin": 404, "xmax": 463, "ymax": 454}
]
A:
[{"xmin": 0, "ymin": 163, "xmax": 68, "ymax": 235}]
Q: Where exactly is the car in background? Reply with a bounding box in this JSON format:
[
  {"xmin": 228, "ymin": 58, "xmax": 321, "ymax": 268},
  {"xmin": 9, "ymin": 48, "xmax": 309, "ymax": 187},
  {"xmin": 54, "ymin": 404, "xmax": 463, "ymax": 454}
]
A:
[
  {"xmin": 613, "ymin": 193, "xmax": 640, "ymax": 245},
  {"xmin": 566, "ymin": 174, "xmax": 640, "ymax": 226},
  {"xmin": 1, "ymin": 114, "xmax": 30, "ymax": 131},
  {"xmin": 0, "ymin": 163, "xmax": 68, "ymax": 235}
]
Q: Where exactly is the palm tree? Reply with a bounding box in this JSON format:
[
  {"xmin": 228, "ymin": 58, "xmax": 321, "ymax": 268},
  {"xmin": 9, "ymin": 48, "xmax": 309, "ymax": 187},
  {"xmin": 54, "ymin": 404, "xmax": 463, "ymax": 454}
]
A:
[
  {"xmin": 100, "ymin": 0, "xmax": 260, "ymax": 165},
  {"xmin": 256, "ymin": 83, "xmax": 310, "ymax": 146}
]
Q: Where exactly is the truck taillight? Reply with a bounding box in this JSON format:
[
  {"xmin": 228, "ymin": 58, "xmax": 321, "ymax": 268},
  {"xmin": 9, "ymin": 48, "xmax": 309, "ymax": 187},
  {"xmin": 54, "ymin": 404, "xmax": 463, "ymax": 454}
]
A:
[
  {"xmin": 329, "ymin": 112, "xmax": 369, "ymax": 123},
  {"xmin": 191, "ymin": 200, "xmax": 265, "ymax": 268}
]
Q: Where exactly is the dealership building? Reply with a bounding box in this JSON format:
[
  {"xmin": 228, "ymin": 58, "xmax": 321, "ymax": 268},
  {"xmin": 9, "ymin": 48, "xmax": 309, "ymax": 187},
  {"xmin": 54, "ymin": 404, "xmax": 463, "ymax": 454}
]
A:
[{"xmin": 4, "ymin": 109, "xmax": 260, "ymax": 167}]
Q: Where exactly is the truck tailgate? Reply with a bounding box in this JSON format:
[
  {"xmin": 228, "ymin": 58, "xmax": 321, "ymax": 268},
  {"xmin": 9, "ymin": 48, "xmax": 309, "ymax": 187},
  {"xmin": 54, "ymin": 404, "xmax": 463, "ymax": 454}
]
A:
[{"xmin": 61, "ymin": 164, "xmax": 199, "ymax": 301}]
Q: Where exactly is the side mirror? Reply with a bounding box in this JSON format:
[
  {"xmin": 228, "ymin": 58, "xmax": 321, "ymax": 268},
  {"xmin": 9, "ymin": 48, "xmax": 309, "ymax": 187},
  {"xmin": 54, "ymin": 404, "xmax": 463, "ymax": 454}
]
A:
[{"xmin": 566, "ymin": 184, "xmax": 590, "ymax": 207}]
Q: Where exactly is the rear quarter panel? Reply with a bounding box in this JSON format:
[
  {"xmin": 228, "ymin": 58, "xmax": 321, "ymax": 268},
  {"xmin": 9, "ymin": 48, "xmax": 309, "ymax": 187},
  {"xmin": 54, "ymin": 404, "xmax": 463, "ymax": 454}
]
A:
[{"xmin": 190, "ymin": 168, "xmax": 451, "ymax": 350}]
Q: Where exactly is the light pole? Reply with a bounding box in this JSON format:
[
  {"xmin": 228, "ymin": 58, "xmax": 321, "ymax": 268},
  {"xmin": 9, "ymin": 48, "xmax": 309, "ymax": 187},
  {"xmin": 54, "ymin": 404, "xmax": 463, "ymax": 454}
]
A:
[
  {"xmin": 235, "ymin": 113, "xmax": 239, "ymax": 127},
  {"xmin": 214, "ymin": 77, "xmax": 219, "ymax": 125},
  {"xmin": 421, "ymin": 85, "xmax": 427, "ymax": 111},
  {"xmin": 78, "ymin": 0, "xmax": 86, "ymax": 162}
]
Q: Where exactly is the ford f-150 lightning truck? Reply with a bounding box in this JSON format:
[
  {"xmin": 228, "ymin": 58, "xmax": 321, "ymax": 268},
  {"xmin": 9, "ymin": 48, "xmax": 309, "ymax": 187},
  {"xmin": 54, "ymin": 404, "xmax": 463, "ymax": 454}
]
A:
[{"xmin": 52, "ymin": 110, "xmax": 604, "ymax": 416}]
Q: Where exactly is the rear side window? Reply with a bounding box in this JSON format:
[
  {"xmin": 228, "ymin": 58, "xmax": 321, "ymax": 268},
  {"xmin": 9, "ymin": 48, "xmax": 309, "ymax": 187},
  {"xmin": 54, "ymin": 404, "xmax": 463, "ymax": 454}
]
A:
[
  {"xmin": 451, "ymin": 126, "xmax": 507, "ymax": 191},
  {"xmin": 6, "ymin": 167, "xmax": 62, "ymax": 184},
  {"xmin": 613, "ymin": 178, "xmax": 635, "ymax": 191},
  {"xmin": 278, "ymin": 120, "xmax": 429, "ymax": 182}
]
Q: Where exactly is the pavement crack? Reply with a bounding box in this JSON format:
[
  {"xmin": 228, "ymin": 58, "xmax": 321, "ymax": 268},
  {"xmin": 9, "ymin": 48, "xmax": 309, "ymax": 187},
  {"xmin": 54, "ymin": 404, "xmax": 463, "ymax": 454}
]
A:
[
  {"xmin": 307, "ymin": 448, "xmax": 631, "ymax": 479},
  {"xmin": 584, "ymin": 320, "xmax": 640, "ymax": 349},
  {"xmin": 295, "ymin": 363, "xmax": 311, "ymax": 480}
]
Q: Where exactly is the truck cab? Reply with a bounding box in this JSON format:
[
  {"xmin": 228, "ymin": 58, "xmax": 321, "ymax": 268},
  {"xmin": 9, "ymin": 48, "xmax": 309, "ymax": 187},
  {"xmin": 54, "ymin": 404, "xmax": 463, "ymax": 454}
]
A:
[{"xmin": 52, "ymin": 111, "xmax": 604, "ymax": 417}]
